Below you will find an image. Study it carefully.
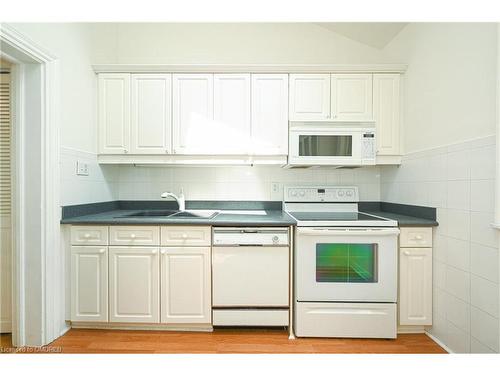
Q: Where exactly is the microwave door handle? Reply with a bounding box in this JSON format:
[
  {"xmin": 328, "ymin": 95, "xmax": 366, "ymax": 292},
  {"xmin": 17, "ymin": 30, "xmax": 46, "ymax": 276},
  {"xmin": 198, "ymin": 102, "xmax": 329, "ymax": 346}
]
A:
[{"xmin": 297, "ymin": 228, "xmax": 400, "ymax": 237}]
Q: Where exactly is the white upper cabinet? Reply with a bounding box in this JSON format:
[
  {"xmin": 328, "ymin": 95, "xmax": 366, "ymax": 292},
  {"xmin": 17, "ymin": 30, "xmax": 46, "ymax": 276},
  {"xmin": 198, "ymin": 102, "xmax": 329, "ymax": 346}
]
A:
[
  {"xmin": 130, "ymin": 74, "xmax": 172, "ymax": 154},
  {"xmin": 331, "ymin": 74, "xmax": 373, "ymax": 121},
  {"xmin": 98, "ymin": 74, "xmax": 130, "ymax": 154},
  {"xmin": 373, "ymin": 74, "xmax": 400, "ymax": 156},
  {"xmin": 160, "ymin": 247, "xmax": 211, "ymax": 324},
  {"xmin": 213, "ymin": 74, "xmax": 251, "ymax": 154},
  {"xmin": 172, "ymin": 74, "xmax": 214, "ymax": 154},
  {"xmin": 251, "ymin": 74, "xmax": 289, "ymax": 155},
  {"xmin": 109, "ymin": 247, "xmax": 160, "ymax": 323},
  {"xmin": 289, "ymin": 74, "xmax": 331, "ymax": 121}
]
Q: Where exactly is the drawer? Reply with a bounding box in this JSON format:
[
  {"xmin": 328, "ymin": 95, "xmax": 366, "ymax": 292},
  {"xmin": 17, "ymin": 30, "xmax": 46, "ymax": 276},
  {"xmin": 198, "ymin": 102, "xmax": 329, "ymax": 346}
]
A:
[
  {"xmin": 71, "ymin": 226, "xmax": 108, "ymax": 245},
  {"xmin": 109, "ymin": 226, "xmax": 160, "ymax": 246},
  {"xmin": 400, "ymin": 227, "xmax": 432, "ymax": 248},
  {"xmin": 161, "ymin": 226, "xmax": 211, "ymax": 246}
]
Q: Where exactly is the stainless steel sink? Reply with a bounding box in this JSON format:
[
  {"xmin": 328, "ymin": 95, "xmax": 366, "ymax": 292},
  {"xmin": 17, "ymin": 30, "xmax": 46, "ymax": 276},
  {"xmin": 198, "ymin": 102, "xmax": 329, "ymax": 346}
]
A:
[{"xmin": 121, "ymin": 209, "xmax": 219, "ymax": 219}]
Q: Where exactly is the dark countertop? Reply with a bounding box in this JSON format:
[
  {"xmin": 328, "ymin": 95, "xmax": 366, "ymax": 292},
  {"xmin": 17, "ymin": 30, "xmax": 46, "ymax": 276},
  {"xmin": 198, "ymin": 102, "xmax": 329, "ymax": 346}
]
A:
[
  {"xmin": 61, "ymin": 209, "xmax": 296, "ymax": 226},
  {"xmin": 364, "ymin": 211, "xmax": 438, "ymax": 227},
  {"xmin": 60, "ymin": 200, "xmax": 437, "ymax": 227}
]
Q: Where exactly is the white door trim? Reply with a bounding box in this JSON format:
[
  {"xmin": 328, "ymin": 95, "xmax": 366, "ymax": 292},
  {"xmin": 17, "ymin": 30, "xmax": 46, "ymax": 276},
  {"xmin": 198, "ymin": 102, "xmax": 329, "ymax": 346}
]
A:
[{"xmin": 1, "ymin": 23, "xmax": 63, "ymax": 346}]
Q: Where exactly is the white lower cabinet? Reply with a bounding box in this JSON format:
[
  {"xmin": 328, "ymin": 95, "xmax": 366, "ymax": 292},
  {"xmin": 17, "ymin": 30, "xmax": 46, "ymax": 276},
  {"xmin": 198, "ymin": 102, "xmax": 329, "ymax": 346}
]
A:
[
  {"xmin": 109, "ymin": 246, "xmax": 160, "ymax": 323},
  {"xmin": 399, "ymin": 246, "xmax": 433, "ymax": 326},
  {"xmin": 71, "ymin": 246, "xmax": 108, "ymax": 322},
  {"xmin": 160, "ymin": 247, "xmax": 211, "ymax": 324}
]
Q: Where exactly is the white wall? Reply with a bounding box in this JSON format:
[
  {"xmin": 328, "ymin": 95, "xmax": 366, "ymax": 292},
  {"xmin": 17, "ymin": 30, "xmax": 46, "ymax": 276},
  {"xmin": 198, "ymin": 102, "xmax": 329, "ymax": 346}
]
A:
[
  {"xmin": 381, "ymin": 23, "xmax": 499, "ymax": 353},
  {"xmin": 114, "ymin": 165, "xmax": 381, "ymax": 202},
  {"xmin": 383, "ymin": 23, "xmax": 497, "ymax": 153},
  {"xmin": 96, "ymin": 23, "xmax": 386, "ymax": 65}
]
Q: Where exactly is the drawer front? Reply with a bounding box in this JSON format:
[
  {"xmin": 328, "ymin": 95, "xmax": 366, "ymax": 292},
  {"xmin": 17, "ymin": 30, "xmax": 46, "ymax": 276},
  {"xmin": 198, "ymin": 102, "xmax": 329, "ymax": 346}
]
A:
[
  {"xmin": 109, "ymin": 226, "xmax": 160, "ymax": 246},
  {"xmin": 71, "ymin": 226, "xmax": 108, "ymax": 246},
  {"xmin": 161, "ymin": 226, "xmax": 211, "ymax": 246},
  {"xmin": 400, "ymin": 227, "xmax": 432, "ymax": 248}
]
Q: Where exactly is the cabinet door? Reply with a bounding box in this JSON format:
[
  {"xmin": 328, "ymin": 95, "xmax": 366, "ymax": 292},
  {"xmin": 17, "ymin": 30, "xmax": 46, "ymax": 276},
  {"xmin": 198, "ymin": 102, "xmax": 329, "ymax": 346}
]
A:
[
  {"xmin": 331, "ymin": 74, "xmax": 373, "ymax": 121},
  {"xmin": 160, "ymin": 247, "xmax": 211, "ymax": 324},
  {"xmin": 399, "ymin": 247, "xmax": 432, "ymax": 325},
  {"xmin": 289, "ymin": 74, "xmax": 330, "ymax": 121},
  {"xmin": 213, "ymin": 74, "xmax": 251, "ymax": 154},
  {"xmin": 373, "ymin": 74, "xmax": 400, "ymax": 155},
  {"xmin": 71, "ymin": 246, "xmax": 108, "ymax": 322},
  {"xmin": 98, "ymin": 73, "xmax": 130, "ymax": 154},
  {"xmin": 172, "ymin": 74, "xmax": 214, "ymax": 154},
  {"xmin": 251, "ymin": 74, "xmax": 289, "ymax": 155},
  {"xmin": 130, "ymin": 74, "xmax": 172, "ymax": 154},
  {"xmin": 109, "ymin": 247, "xmax": 160, "ymax": 323}
]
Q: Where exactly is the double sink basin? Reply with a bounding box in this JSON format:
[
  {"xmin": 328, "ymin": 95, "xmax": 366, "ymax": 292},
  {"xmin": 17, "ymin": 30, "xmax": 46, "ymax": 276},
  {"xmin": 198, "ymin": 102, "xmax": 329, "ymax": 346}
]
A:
[{"xmin": 119, "ymin": 209, "xmax": 220, "ymax": 219}]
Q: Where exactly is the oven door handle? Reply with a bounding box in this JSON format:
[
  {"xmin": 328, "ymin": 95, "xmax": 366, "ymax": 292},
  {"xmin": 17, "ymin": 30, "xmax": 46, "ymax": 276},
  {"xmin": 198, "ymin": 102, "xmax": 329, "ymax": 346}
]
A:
[{"xmin": 296, "ymin": 228, "xmax": 400, "ymax": 237}]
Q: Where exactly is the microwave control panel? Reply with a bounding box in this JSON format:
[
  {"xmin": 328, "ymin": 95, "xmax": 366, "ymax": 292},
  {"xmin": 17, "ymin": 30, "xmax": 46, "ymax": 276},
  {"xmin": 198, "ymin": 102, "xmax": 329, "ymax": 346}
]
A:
[{"xmin": 362, "ymin": 132, "xmax": 376, "ymax": 160}]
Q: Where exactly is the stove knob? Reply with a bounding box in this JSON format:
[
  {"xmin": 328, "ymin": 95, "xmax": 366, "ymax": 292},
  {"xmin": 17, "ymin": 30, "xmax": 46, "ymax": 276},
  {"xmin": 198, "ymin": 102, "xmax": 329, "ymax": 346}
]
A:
[
  {"xmin": 338, "ymin": 191, "xmax": 345, "ymax": 197},
  {"xmin": 272, "ymin": 235, "xmax": 279, "ymax": 244},
  {"xmin": 290, "ymin": 191, "xmax": 297, "ymax": 196},
  {"xmin": 299, "ymin": 191, "xmax": 305, "ymax": 197},
  {"xmin": 346, "ymin": 190, "xmax": 353, "ymax": 197}
]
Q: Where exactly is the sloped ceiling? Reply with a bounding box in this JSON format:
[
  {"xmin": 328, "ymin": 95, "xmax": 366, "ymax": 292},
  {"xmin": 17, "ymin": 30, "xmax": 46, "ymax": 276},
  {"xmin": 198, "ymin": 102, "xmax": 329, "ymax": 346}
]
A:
[{"xmin": 315, "ymin": 23, "xmax": 408, "ymax": 49}]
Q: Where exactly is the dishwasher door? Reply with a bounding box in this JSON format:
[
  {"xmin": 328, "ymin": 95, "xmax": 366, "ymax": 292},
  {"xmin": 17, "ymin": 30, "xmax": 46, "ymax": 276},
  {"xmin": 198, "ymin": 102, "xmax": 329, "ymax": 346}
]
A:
[{"xmin": 212, "ymin": 246, "xmax": 289, "ymax": 307}]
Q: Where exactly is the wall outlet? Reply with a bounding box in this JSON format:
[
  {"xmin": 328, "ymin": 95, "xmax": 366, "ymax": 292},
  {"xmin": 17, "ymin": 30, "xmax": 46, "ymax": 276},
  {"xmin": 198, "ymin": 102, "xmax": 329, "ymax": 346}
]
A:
[
  {"xmin": 76, "ymin": 161, "xmax": 89, "ymax": 176},
  {"xmin": 270, "ymin": 182, "xmax": 282, "ymax": 200}
]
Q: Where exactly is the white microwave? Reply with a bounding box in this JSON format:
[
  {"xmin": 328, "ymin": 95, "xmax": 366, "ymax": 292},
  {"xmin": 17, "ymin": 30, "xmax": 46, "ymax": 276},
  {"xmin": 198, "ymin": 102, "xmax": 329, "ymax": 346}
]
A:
[{"xmin": 288, "ymin": 125, "xmax": 376, "ymax": 166}]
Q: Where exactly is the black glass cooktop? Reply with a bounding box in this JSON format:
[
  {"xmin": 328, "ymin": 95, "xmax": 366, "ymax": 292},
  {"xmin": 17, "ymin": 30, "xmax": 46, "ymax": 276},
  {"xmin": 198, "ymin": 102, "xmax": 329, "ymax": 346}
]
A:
[{"xmin": 289, "ymin": 211, "xmax": 389, "ymax": 221}]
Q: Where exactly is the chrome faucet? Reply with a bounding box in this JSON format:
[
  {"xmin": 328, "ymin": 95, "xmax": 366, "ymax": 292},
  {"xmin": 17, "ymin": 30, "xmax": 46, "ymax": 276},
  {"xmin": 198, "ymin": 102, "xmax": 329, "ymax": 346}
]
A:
[{"xmin": 161, "ymin": 189, "xmax": 185, "ymax": 211}]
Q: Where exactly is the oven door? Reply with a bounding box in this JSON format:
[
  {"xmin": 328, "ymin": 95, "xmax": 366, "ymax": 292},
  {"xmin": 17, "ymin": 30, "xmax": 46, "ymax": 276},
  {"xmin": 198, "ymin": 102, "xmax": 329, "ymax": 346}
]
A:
[
  {"xmin": 295, "ymin": 227, "xmax": 399, "ymax": 303},
  {"xmin": 289, "ymin": 129, "xmax": 364, "ymax": 166}
]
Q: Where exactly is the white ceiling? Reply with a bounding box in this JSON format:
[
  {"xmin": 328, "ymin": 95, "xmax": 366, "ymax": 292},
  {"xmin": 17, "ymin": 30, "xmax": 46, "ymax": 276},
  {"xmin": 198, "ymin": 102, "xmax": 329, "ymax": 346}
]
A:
[{"xmin": 315, "ymin": 23, "xmax": 408, "ymax": 49}]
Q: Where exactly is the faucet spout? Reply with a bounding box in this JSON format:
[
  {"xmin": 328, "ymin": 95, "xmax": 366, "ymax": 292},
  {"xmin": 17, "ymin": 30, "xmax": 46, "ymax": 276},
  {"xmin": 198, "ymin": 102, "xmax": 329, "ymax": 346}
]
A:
[{"xmin": 161, "ymin": 190, "xmax": 185, "ymax": 211}]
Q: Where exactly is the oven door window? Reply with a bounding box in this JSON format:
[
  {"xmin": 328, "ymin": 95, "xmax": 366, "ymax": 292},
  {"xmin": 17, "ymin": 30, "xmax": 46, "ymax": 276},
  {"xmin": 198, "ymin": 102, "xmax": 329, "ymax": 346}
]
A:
[
  {"xmin": 299, "ymin": 135, "xmax": 352, "ymax": 157},
  {"xmin": 316, "ymin": 243, "xmax": 378, "ymax": 283}
]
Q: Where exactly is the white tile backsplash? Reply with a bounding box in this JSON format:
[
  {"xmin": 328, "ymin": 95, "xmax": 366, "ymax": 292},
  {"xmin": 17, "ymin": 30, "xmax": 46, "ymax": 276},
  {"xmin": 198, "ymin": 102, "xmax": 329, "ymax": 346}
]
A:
[{"xmin": 381, "ymin": 134, "xmax": 498, "ymax": 353}]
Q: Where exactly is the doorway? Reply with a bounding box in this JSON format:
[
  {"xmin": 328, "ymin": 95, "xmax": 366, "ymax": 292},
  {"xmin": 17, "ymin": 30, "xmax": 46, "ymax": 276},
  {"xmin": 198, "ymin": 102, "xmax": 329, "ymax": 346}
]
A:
[{"xmin": 0, "ymin": 58, "xmax": 12, "ymax": 348}]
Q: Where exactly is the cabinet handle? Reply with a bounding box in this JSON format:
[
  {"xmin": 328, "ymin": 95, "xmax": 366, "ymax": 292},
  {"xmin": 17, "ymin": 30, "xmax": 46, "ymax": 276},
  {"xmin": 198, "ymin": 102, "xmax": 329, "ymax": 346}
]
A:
[
  {"xmin": 403, "ymin": 250, "xmax": 411, "ymax": 256},
  {"xmin": 130, "ymin": 234, "xmax": 136, "ymax": 239},
  {"xmin": 415, "ymin": 235, "xmax": 423, "ymax": 240},
  {"xmin": 124, "ymin": 149, "xmax": 128, "ymax": 154},
  {"xmin": 165, "ymin": 149, "xmax": 169, "ymax": 154},
  {"xmin": 160, "ymin": 249, "xmax": 166, "ymax": 255},
  {"xmin": 99, "ymin": 249, "xmax": 105, "ymax": 254},
  {"xmin": 151, "ymin": 249, "xmax": 158, "ymax": 255},
  {"xmin": 84, "ymin": 233, "xmax": 91, "ymax": 239},
  {"xmin": 181, "ymin": 233, "xmax": 188, "ymax": 239}
]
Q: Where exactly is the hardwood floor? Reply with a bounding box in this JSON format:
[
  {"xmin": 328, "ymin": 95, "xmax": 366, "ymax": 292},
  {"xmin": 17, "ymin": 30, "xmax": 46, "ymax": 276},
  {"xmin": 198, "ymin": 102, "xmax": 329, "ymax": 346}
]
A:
[{"xmin": 6, "ymin": 328, "xmax": 446, "ymax": 354}]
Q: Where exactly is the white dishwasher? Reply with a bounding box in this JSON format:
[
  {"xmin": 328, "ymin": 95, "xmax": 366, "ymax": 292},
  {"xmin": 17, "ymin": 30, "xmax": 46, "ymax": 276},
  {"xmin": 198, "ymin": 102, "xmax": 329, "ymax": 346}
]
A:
[{"xmin": 212, "ymin": 227, "xmax": 290, "ymax": 326}]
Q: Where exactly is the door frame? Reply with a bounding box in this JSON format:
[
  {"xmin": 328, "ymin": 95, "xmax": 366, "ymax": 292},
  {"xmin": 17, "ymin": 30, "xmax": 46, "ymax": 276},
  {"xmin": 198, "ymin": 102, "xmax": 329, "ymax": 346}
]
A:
[{"xmin": 0, "ymin": 24, "xmax": 63, "ymax": 346}]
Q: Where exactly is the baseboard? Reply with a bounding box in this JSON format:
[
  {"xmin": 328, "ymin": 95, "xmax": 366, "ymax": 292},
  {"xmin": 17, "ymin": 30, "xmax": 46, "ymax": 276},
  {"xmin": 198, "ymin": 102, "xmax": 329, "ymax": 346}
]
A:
[
  {"xmin": 425, "ymin": 331, "xmax": 452, "ymax": 353},
  {"xmin": 397, "ymin": 325, "xmax": 425, "ymax": 334},
  {"xmin": 70, "ymin": 321, "xmax": 214, "ymax": 332}
]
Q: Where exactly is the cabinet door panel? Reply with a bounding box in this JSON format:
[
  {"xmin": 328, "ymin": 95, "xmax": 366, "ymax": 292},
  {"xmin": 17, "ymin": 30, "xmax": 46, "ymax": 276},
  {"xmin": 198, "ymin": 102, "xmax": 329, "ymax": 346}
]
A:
[
  {"xmin": 131, "ymin": 74, "xmax": 172, "ymax": 154},
  {"xmin": 71, "ymin": 246, "xmax": 108, "ymax": 322},
  {"xmin": 161, "ymin": 247, "xmax": 211, "ymax": 324},
  {"xmin": 98, "ymin": 74, "xmax": 130, "ymax": 154},
  {"xmin": 374, "ymin": 74, "xmax": 400, "ymax": 155},
  {"xmin": 172, "ymin": 74, "xmax": 214, "ymax": 154},
  {"xmin": 251, "ymin": 74, "xmax": 289, "ymax": 155},
  {"xmin": 399, "ymin": 247, "xmax": 432, "ymax": 325},
  {"xmin": 213, "ymin": 74, "xmax": 251, "ymax": 154},
  {"xmin": 331, "ymin": 74, "xmax": 373, "ymax": 121},
  {"xmin": 109, "ymin": 247, "xmax": 160, "ymax": 323},
  {"xmin": 289, "ymin": 74, "xmax": 330, "ymax": 121}
]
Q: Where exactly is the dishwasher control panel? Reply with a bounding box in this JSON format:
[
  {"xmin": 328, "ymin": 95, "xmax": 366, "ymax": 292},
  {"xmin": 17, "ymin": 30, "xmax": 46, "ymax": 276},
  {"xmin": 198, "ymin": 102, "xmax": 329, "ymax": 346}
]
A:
[{"xmin": 212, "ymin": 227, "xmax": 289, "ymax": 246}]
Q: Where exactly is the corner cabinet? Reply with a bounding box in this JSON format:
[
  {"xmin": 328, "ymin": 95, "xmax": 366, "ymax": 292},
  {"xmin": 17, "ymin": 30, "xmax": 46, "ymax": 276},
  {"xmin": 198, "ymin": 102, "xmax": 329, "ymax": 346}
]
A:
[{"xmin": 399, "ymin": 227, "xmax": 433, "ymax": 327}]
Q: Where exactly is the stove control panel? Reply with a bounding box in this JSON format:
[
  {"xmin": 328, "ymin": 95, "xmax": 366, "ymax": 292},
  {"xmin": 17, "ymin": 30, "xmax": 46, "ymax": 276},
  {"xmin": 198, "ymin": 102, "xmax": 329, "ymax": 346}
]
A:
[{"xmin": 284, "ymin": 186, "xmax": 359, "ymax": 202}]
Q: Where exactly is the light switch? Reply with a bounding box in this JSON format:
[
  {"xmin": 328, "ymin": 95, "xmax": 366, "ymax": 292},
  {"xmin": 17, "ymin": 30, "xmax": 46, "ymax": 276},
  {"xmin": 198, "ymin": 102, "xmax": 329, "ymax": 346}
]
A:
[{"xmin": 76, "ymin": 161, "xmax": 89, "ymax": 176}]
